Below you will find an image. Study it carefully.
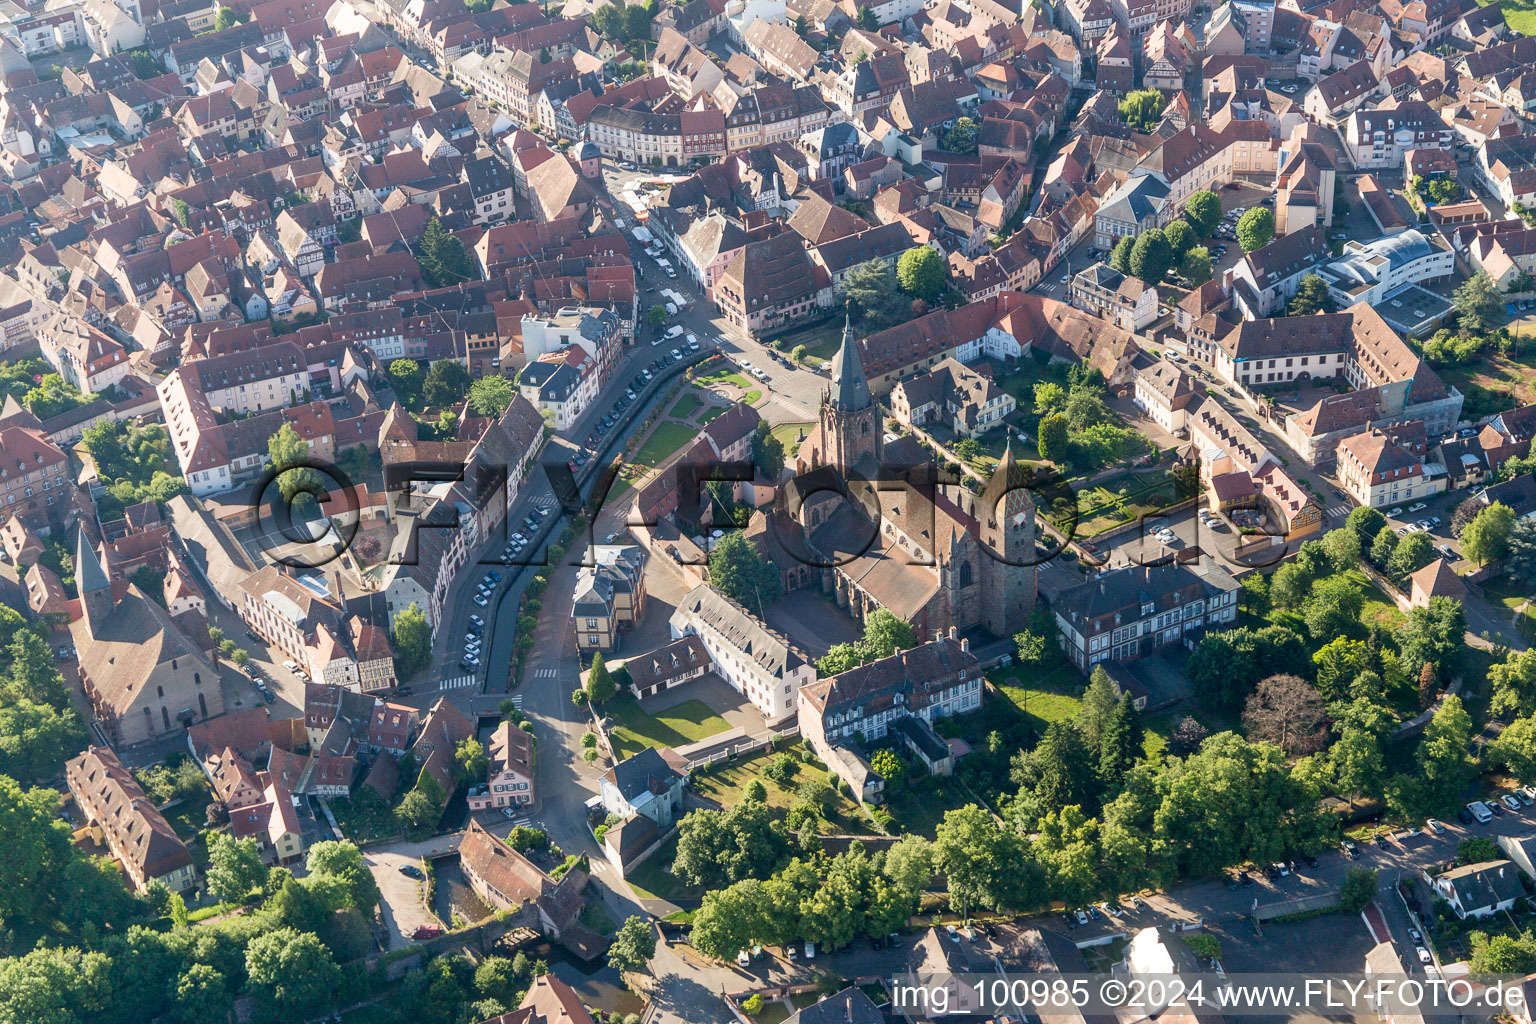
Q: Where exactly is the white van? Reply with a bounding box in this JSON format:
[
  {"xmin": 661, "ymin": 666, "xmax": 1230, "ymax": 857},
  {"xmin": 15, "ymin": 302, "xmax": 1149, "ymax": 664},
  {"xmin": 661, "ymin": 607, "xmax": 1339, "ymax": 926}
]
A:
[{"xmin": 1468, "ymin": 801, "xmax": 1494, "ymax": 824}]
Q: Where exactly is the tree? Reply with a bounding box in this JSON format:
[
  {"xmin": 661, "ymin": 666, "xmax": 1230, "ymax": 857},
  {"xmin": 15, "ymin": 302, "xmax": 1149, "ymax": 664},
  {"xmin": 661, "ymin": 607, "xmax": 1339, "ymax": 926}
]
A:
[
  {"xmin": 1033, "ymin": 805, "xmax": 1101, "ymax": 910},
  {"xmin": 396, "ymin": 788, "xmax": 440, "ymax": 831},
  {"xmin": 205, "ymin": 833, "xmax": 268, "ymax": 903},
  {"xmin": 1490, "ymin": 649, "xmax": 1536, "ymax": 717},
  {"xmin": 1269, "ymin": 561, "xmax": 1314, "ymax": 610},
  {"xmin": 1454, "ymin": 271, "xmax": 1503, "ymax": 333},
  {"xmin": 1236, "ymin": 207, "xmax": 1275, "ymax": 252},
  {"xmin": 1322, "ymin": 526, "xmax": 1362, "ymax": 573},
  {"xmin": 751, "ymin": 421, "xmax": 785, "ymax": 480},
  {"xmin": 467, "ymin": 376, "xmax": 515, "ymax": 418},
  {"xmin": 214, "ymin": 5, "xmax": 239, "ymax": 29},
  {"xmin": 1368, "ymin": 525, "xmax": 1399, "ymax": 569},
  {"xmin": 1338, "ymin": 867, "xmax": 1378, "ymax": 911},
  {"xmin": 744, "ymin": 779, "xmax": 767, "ymax": 802},
  {"xmin": 844, "ymin": 260, "xmax": 911, "ymax": 329},
  {"xmin": 1109, "ymin": 236, "xmax": 1135, "ymax": 274},
  {"xmin": 1180, "ymin": 246, "xmax": 1212, "ymax": 286},
  {"xmin": 1451, "ymin": 497, "xmax": 1487, "ymax": 537},
  {"xmin": 1397, "ymin": 596, "xmax": 1465, "ymax": 680},
  {"xmin": 608, "ymin": 916, "xmax": 657, "ymax": 973},
  {"xmin": 1286, "ymin": 273, "xmax": 1336, "ymax": 316},
  {"xmin": 1304, "ymin": 575, "xmax": 1364, "ymax": 641},
  {"xmin": 856, "ymin": 3, "xmax": 877, "ymax": 28},
  {"xmin": 1011, "ymin": 721, "xmax": 1100, "ymax": 818},
  {"xmin": 1117, "ymin": 88, "xmax": 1165, "ymax": 131},
  {"xmin": 0, "ymin": 699, "xmax": 85, "ymax": 783},
  {"xmin": 673, "ymin": 802, "xmax": 781, "ymax": 889},
  {"xmin": 1188, "ymin": 625, "xmax": 1310, "ymax": 712},
  {"xmin": 871, "ymin": 748, "xmax": 906, "ymax": 786},
  {"xmin": 1313, "ymin": 636, "xmax": 1372, "ymax": 701},
  {"xmin": 423, "ymin": 360, "xmax": 471, "ymax": 408},
  {"xmin": 586, "ymin": 653, "xmax": 617, "ymax": 703},
  {"xmin": 454, "ymin": 739, "xmax": 488, "ymax": 783},
  {"xmin": 267, "ymin": 424, "xmax": 324, "ymax": 517},
  {"xmin": 389, "ymin": 359, "xmax": 425, "ymax": 410},
  {"xmin": 1386, "ymin": 531, "xmax": 1436, "ymax": 585},
  {"xmin": 5, "ymin": 631, "xmax": 69, "ymax": 709},
  {"xmin": 170, "ymin": 963, "xmax": 226, "ymax": 1024},
  {"xmin": 1099, "ymin": 697, "xmax": 1143, "ymax": 785},
  {"xmin": 304, "ymin": 840, "xmax": 380, "ymax": 914},
  {"xmin": 941, "ymin": 116, "xmax": 979, "ymax": 155},
  {"xmin": 1413, "ymin": 694, "xmax": 1476, "ymax": 814},
  {"xmin": 1461, "ymin": 501, "xmax": 1515, "ymax": 567},
  {"xmin": 1167, "ymin": 715, "xmax": 1209, "ymax": 757},
  {"xmin": 1037, "ymin": 413, "xmax": 1070, "ymax": 464},
  {"xmin": 896, "ymin": 246, "xmax": 945, "ymax": 301},
  {"xmin": 1330, "ymin": 727, "xmax": 1386, "ymax": 806},
  {"xmin": 418, "ymin": 218, "xmax": 477, "ymax": 288},
  {"xmin": 1032, "ymin": 381, "xmax": 1066, "ymax": 417},
  {"xmin": 244, "ymin": 927, "xmax": 341, "ymax": 1020},
  {"xmin": 1185, "ymin": 191, "xmax": 1222, "ymax": 237},
  {"xmin": 707, "ymin": 531, "xmax": 781, "ymax": 612},
  {"xmin": 690, "ymin": 879, "xmax": 771, "ymax": 960},
  {"xmin": 1489, "ymin": 713, "xmax": 1536, "ymax": 782},
  {"xmin": 1469, "ymin": 935, "xmax": 1536, "ymax": 976},
  {"xmin": 1345, "ymin": 506, "xmax": 1387, "ymax": 549},
  {"xmin": 392, "ymin": 603, "xmax": 432, "ymax": 678},
  {"xmin": 1129, "ymin": 228, "xmax": 1173, "ymax": 284},
  {"xmin": 933, "ymin": 805, "xmax": 1030, "ymax": 918},
  {"xmin": 862, "ymin": 609, "xmax": 917, "ymax": 659},
  {"xmin": 1242, "ymin": 674, "xmax": 1329, "ymax": 755},
  {"xmin": 1164, "ymin": 220, "xmax": 1196, "ymax": 259},
  {"xmin": 0, "ymin": 947, "xmax": 113, "ymax": 1024}
]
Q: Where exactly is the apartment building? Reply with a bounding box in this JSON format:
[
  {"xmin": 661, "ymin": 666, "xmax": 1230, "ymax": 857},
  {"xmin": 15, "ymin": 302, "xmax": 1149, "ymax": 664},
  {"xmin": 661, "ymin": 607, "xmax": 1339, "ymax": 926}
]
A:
[
  {"xmin": 1053, "ymin": 562, "xmax": 1240, "ymax": 669},
  {"xmin": 1336, "ymin": 422, "xmax": 1446, "ymax": 508},
  {"xmin": 669, "ymin": 584, "xmax": 816, "ymax": 722},
  {"xmin": 67, "ymin": 746, "xmax": 197, "ymax": 893}
]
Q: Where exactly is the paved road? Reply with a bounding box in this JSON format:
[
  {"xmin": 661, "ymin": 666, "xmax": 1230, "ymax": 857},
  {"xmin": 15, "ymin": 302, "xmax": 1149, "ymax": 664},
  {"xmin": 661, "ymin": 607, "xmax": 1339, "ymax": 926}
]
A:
[{"xmin": 364, "ymin": 833, "xmax": 466, "ymax": 950}]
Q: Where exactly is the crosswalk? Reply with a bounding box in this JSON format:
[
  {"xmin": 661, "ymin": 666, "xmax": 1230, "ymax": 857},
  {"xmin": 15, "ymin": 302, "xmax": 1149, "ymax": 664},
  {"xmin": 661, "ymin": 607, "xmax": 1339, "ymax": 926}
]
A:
[
  {"xmin": 1325, "ymin": 504, "xmax": 1352, "ymax": 518},
  {"xmin": 531, "ymin": 667, "xmax": 558, "ymax": 680},
  {"xmin": 531, "ymin": 495, "xmax": 559, "ymax": 510},
  {"xmin": 509, "ymin": 817, "xmax": 532, "ymax": 828},
  {"xmin": 506, "ymin": 694, "xmax": 523, "ymax": 709},
  {"xmin": 440, "ymin": 674, "xmax": 477, "ymax": 690}
]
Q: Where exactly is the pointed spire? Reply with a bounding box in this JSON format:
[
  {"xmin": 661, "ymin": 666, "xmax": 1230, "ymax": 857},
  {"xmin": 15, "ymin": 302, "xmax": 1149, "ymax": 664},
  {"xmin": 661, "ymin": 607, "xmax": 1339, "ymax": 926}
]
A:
[
  {"xmin": 830, "ymin": 307, "xmax": 872, "ymax": 413},
  {"xmin": 75, "ymin": 524, "xmax": 109, "ymax": 595}
]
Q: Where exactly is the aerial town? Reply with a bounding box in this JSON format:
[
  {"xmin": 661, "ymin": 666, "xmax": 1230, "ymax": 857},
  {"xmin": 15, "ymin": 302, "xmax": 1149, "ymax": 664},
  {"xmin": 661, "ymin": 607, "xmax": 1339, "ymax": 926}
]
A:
[{"xmin": 1, "ymin": 0, "xmax": 1536, "ymax": 1015}]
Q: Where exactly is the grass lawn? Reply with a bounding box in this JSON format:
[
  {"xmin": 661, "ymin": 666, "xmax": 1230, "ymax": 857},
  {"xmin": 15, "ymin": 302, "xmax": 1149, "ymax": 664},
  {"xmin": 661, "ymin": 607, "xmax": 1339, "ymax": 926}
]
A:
[
  {"xmin": 631, "ymin": 421, "xmax": 698, "ymax": 469},
  {"xmin": 1344, "ymin": 569, "xmax": 1406, "ymax": 631},
  {"xmin": 690, "ymin": 749, "xmax": 874, "ymax": 833},
  {"xmin": 990, "ymin": 662, "xmax": 1087, "ymax": 735},
  {"xmin": 580, "ymin": 901, "xmax": 618, "ymax": 935},
  {"xmin": 770, "ymin": 421, "xmax": 814, "ymax": 449},
  {"xmin": 768, "ymin": 323, "xmax": 843, "ymax": 366},
  {"xmin": 1065, "ymin": 470, "xmax": 1181, "ymax": 537},
  {"xmin": 884, "ymin": 775, "xmax": 973, "ymax": 839},
  {"xmin": 753, "ymin": 1002, "xmax": 793, "ymax": 1024},
  {"xmin": 698, "ymin": 405, "xmax": 725, "ymax": 425},
  {"xmin": 1480, "ymin": 0, "xmax": 1536, "ymax": 37},
  {"xmin": 669, "ymin": 393, "xmax": 703, "ymax": 420},
  {"xmin": 743, "ymin": 389, "xmax": 763, "ymax": 405},
  {"xmin": 329, "ymin": 792, "xmax": 403, "ymax": 844},
  {"xmin": 625, "ymin": 836, "xmax": 702, "ymax": 903},
  {"xmin": 606, "ymin": 694, "xmax": 731, "ymax": 758},
  {"xmin": 162, "ymin": 791, "xmax": 213, "ymax": 841},
  {"xmin": 697, "ymin": 370, "xmax": 753, "ymax": 389}
]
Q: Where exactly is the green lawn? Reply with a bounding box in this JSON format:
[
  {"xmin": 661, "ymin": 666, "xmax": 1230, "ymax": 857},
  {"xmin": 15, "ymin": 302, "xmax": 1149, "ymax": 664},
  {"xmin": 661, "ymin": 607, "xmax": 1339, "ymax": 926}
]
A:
[
  {"xmin": 768, "ymin": 324, "xmax": 843, "ymax": 366},
  {"xmin": 162, "ymin": 791, "xmax": 213, "ymax": 841},
  {"xmin": 1480, "ymin": 0, "xmax": 1536, "ymax": 36},
  {"xmin": 770, "ymin": 421, "xmax": 814, "ymax": 448},
  {"xmin": 625, "ymin": 836, "xmax": 702, "ymax": 902},
  {"xmin": 669, "ymin": 393, "xmax": 703, "ymax": 420},
  {"xmin": 606, "ymin": 695, "xmax": 731, "ymax": 757},
  {"xmin": 580, "ymin": 901, "xmax": 618, "ymax": 935},
  {"xmin": 690, "ymin": 749, "xmax": 873, "ymax": 833},
  {"xmin": 1064, "ymin": 470, "xmax": 1181, "ymax": 537},
  {"xmin": 698, "ymin": 406, "xmax": 725, "ymax": 425},
  {"xmin": 884, "ymin": 775, "xmax": 973, "ymax": 839},
  {"xmin": 990, "ymin": 663, "xmax": 1087, "ymax": 735},
  {"xmin": 743, "ymin": 389, "xmax": 762, "ymax": 405},
  {"xmin": 631, "ymin": 421, "xmax": 698, "ymax": 469},
  {"xmin": 1343, "ymin": 569, "xmax": 1406, "ymax": 631},
  {"xmin": 697, "ymin": 370, "xmax": 753, "ymax": 389}
]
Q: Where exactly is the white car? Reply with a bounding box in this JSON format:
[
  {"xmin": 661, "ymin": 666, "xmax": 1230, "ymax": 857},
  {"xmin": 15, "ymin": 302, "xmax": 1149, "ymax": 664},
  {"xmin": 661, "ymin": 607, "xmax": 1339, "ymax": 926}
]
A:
[
  {"xmin": 1388, "ymin": 507, "xmax": 1404, "ymax": 517},
  {"xmin": 665, "ymin": 325, "xmax": 684, "ymax": 339},
  {"xmin": 751, "ymin": 367, "xmax": 767, "ymax": 379},
  {"xmin": 1416, "ymin": 947, "xmax": 1432, "ymax": 965},
  {"xmin": 1408, "ymin": 502, "xmax": 1427, "ymax": 513},
  {"xmin": 737, "ymin": 950, "xmax": 750, "ymax": 967},
  {"xmin": 1503, "ymin": 794, "xmax": 1523, "ymax": 811}
]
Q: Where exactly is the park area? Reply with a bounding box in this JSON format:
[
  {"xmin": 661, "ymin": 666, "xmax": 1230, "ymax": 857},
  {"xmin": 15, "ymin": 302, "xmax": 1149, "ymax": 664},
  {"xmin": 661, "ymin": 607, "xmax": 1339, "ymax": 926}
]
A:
[
  {"xmin": 689, "ymin": 748, "xmax": 873, "ymax": 833},
  {"xmin": 1043, "ymin": 468, "xmax": 1183, "ymax": 537}
]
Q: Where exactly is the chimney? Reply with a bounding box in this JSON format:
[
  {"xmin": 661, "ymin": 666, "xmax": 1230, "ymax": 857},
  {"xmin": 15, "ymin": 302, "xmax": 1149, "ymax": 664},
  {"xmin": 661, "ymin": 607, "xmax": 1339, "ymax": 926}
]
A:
[
  {"xmin": 948, "ymin": 625, "xmax": 958, "ymax": 640},
  {"xmin": 960, "ymin": 637, "xmax": 970, "ymax": 653},
  {"xmin": 846, "ymin": 995, "xmax": 854, "ymax": 1023},
  {"xmin": 1220, "ymin": 267, "xmax": 1234, "ymax": 296}
]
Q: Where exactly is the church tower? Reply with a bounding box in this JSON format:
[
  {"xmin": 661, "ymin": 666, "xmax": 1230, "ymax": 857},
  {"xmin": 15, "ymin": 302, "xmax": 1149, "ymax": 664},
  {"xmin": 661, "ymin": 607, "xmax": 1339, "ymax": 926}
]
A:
[
  {"xmin": 818, "ymin": 312, "xmax": 882, "ymax": 476},
  {"xmin": 977, "ymin": 440, "xmax": 1038, "ymax": 637},
  {"xmin": 76, "ymin": 526, "xmax": 113, "ymax": 640}
]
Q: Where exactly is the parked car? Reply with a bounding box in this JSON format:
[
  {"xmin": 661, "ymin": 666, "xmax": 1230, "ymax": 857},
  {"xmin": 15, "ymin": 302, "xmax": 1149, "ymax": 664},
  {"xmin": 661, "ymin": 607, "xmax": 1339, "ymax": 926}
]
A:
[
  {"xmin": 1416, "ymin": 947, "xmax": 1433, "ymax": 965},
  {"xmin": 737, "ymin": 950, "xmax": 750, "ymax": 967},
  {"xmin": 1388, "ymin": 507, "xmax": 1404, "ymax": 517},
  {"xmin": 1410, "ymin": 928, "xmax": 1423, "ymax": 944},
  {"xmin": 412, "ymin": 925, "xmax": 442, "ymax": 940},
  {"xmin": 399, "ymin": 865, "xmax": 424, "ymax": 879},
  {"xmin": 1427, "ymin": 818, "xmax": 1445, "ymax": 834},
  {"xmin": 1439, "ymin": 545, "xmax": 1457, "ymax": 560},
  {"xmin": 1408, "ymin": 502, "xmax": 1427, "ymax": 513},
  {"xmin": 1468, "ymin": 800, "xmax": 1494, "ymax": 823},
  {"xmin": 1457, "ymin": 807, "xmax": 1475, "ymax": 824},
  {"xmin": 1503, "ymin": 794, "xmax": 1523, "ymax": 811}
]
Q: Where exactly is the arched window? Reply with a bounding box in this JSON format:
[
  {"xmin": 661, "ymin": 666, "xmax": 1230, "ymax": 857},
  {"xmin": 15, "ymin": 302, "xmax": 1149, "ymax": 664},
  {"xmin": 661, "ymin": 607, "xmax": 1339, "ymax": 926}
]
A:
[
  {"xmin": 198, "ymin": 693, "xmax": 208, "ymax": 718},
  {"xmin": 958, "ymin": 561, "xmax": 973, "ymax": 587},
  {"xmin": 157, "ymin": 685, "xmax": 164, "ymax": 698},
  {"xmin": 194, "ymin": 672, "xmax": 201, "ymax": 686},
  {"xmin": 162, "ymin": 707, "xmax": 171, "ymax": 731}
]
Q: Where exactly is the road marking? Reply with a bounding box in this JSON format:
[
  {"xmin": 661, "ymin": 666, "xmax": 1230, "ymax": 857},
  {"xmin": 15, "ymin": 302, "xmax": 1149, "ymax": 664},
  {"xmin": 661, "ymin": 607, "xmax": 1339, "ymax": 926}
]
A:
[
  {"xmin": 532, "ymin": 667, "xmax": 558, "ymax": 679},
  {"xmin": 440, "ymin": 674, "xmax": 477, "ymax": 690},
  {"xmin": 507, "ymin": 694, "xmax": 524, "ymax": 708},
  {"xmin": 1326, "ymin": 504, "xmax": 1351, "ymax": 518}
]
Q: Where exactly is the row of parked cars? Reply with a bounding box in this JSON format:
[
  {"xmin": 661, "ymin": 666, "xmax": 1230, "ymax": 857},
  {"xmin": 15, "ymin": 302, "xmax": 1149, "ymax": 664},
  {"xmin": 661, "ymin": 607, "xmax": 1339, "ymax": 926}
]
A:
[{"xmin": 1463, "ymin": 788, "xmax": 1536, "ymax": 823}]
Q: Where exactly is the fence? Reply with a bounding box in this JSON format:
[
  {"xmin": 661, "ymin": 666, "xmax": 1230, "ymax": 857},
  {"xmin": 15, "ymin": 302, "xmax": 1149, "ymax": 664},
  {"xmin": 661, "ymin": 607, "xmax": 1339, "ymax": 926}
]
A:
[{"xmin": 1253, "ymin": 891, "xmax": 1342, "ymax": 922}]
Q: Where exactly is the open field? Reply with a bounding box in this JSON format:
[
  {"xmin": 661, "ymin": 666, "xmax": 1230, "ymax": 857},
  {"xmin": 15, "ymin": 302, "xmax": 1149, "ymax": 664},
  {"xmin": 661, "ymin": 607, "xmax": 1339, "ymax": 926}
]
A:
[
  {"xmin": 631, "ymin": 421, "xmax": 698, "ymax": 469},
  {"xmin": 605, "ymin": 695, "xmax": 731, "ymax": 757},
  {"xmin": 690, "ymin": 749, "xmax": 875, "ymax": 834}
]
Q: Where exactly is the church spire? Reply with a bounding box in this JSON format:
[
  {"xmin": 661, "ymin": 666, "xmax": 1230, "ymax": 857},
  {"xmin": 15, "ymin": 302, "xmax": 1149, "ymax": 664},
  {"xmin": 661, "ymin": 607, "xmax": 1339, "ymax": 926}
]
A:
[
  {"xmin": 76, "ymin": 524, "xmax": 112, "ymax": 639},
  {"xmin": 829, "ymin": 308, "xmax": 872, "ymax": 414}
]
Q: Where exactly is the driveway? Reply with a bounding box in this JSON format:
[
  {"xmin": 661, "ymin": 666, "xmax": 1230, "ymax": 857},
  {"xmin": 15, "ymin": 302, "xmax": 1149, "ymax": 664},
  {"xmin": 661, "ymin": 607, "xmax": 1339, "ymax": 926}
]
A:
[{"xmin": 364, "ymin": 835, "xmax": 463, "ymax": 949}]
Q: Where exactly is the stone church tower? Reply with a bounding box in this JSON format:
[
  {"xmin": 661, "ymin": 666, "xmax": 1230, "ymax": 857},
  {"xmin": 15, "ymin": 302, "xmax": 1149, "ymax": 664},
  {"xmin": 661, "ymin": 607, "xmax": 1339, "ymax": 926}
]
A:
[
  {"xmin": 975, "ymin": 440, "xmax": 1038, "ymax": 638},
  {"xmin": 77, "ymin": 526, "xmax": 114, "ymax": 639},
  {"xmin": 817, "ymin": 313, "xmax": 882, "ymax": 476}
]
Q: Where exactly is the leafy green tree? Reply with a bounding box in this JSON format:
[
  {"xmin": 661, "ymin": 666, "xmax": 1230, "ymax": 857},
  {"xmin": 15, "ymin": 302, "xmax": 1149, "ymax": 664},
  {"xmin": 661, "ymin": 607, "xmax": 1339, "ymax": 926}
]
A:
[
  {"xmin": 673, "ymin": 801, "xmax": 781, "ymax": 889},
  {"xmin": 871, "ymin": 748, "xmax": 905, "ymax": 786},
  {"xmin": 1369, "ymin": 526, "xmax": 1399, "ymax": 568},
  {"xmin": 5, "ymin": 631, "xmax": 69, "ymax": 709},
  {"xmin": 1490, "ymin": 649, "xmax": 1536, "ymax": 717},
  {"xmin": 305, "ymin": 840, "xmax": 380, "ymax": 914},
  {"xmin": 1011, "ymin": 721, "xmax": 1100, "ymax": 818},
  {"xmin": 941, "ymin": 116, "xmax": 979, "ymax": 154},
  {"xmin": 933, "ymin": 805, "xmax": 1034, "ymax": 918},
  {"xmin": 856, "ymin": 3, "xmax": 877, "ymax": 27},
  {"xmin": 1387, "ymin": 531, "xmax": 1436, "ymax": 584},
  {"xmin": 1304, "ymin": 575, "xmax": 1364, "ymax": 641},
  {"xmin": 1345, "ymin": 506, "xmax": 1388, "ymax": 549},
  {"xmin": 1033, "ymin": 805, "xmax": 1101, "ymax": 909},
  {"xmin": 1032, "ymin": 380, "xmax": 1066, "ymax": 417},
  {"xmin": 1037, "ymin": 413, "xmax": 1070, "ymax": 464},
  {"xmin": 396, "ymin": 787, "xmax": 440, "ymax": 831},
  {"xmin": 0, "ymin": 699, "xmax": 85, "ymax": 783},
  {"xmin": 1164, "ymin": 220, "xmax": 1195, "ymax": 258},
  {"xmin": 1188, "ymin": 625, "xmax": 1310, "ymax": 713},
  {"xmin": 1454, "ymin": 271, "xmax": 1503, "ymax": 333},
  {"xmin": 707, "ymin": 531, "xmax": 781, "ymax": 612},
  {"xmin": 1461, "ymin": 501, "xmax": 1515, "ymax": 567},
  {"xmin": 896, "ymin": 246, "xmax": 945, "ymax": 301},
  {"xmin": 1109, "ymin": 236, "xmax": 1135, "ymax": 274},
  {"xmin": 127, "ymin": 49, "xmax": 163, "ymax": 78},
  {"xmin": 1236, "ymin": 208, "xmax": 1275, "ymax": 252},
  {"xmin": 608, "ymin": 916, "xmax": 657, "ymax": 973},
  {"xmin": 1286, "ymin": 274, "xmax": 1336, "ymax": 316},
  {"xmin": 862, "ymin": 609, "xmax": 917, "ymax": 658},
  {"xmin": 1180, "ymin": 246, "xmax": 1212, "ymax": 286},
  {"xmin": 1338, "ymin": 867, "xmax": 1378, "ymax": 911},
  {"xmin": 205, "ymin": 833, "xmax": 268, "ymax": 903},
  {"xmin": 1117, "ymin": 88, "xmax": 1165, "ymax": 131},
  {"xmin": 1129, "ymin": 228, "xmax": 1173, "ymax": 283},
  {"xmin": 1411, "ymin": 694, "xmax": 1476, "ymax": 814},
  {"xmin": 1330, "ymin": 727, "xmax": 1386, "ymax": 806},
  {"xmin": 392, "ymin": 603, "xmax": 432, "ymax": 678},
  {"xmin": 0, "ymin": 946, "xmax": 112, "ymax": 1024},
  {"xmin": 214, "ymin": 6, "xmax": 240, "ymax": 29},
  {"xmin": 1076, "ymin": 669, "xmax": 1119, "ymax": 752},
  {"xmin": 844, "ymin": 260, "xmax": 911, "ymax": 328},
  {"xmin": 1321, "ymin": 526, "xmax": 1361, "ymax": 572},
  {"xmin": 1269, "ymin": 561, "xmax": 1314, "ymax": 611},
  {"xmin": 244, "ymin": 927, "xmax": 341, "ymax": 1020},
  {"xmin": 1469, "ymin": 934, "xmax": 1536, "ymax": 975},
  {"xmin": 1184, "ymin": 191, "xmax": 1222, "ymax": 237},
  {"xmin": 1099, "ymin": 696, "xmax": 1143, "ymax": 785},
  {"xmin": 171, "ymin": 963, "xmax": 227, "ymax": 1024},
  {"xmin": 454, "ymin": 738, "xmax": 488, "ymax": 783},
  {"xmin": 389, "ymin": 359, "xmax": 425, "ymax": 410},
  {"xmin": 586, "ymin": 653, "xmax": 618, "ymax": 703},
  {"xmin": 268, "ymin": 422, "xmax": 324, "ymax": 507},
  {"xmin": 751, "ymin": 421, "xmax": 784, "ymax": 480},
  {"xmin": 423, "ymin": 360, "xmax": 471, "ymax": 408},
  {"xmin": 467, "ymin": 376, "xmax": 515, "ymax": 417},
  {"xmin": 1313, "ymin": 637, "xmax": 1371, "ymax": 701},
  {"xmin": 690, "ymin": 878, "xmax": 771, "ymax": 960}
]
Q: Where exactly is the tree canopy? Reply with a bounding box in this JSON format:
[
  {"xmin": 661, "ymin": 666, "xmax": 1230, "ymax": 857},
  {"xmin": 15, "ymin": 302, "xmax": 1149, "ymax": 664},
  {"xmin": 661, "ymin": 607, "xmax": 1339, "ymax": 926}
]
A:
[{"xmin": 1236, "ymin": 207, "xmax": 1275, "ymax": 252}]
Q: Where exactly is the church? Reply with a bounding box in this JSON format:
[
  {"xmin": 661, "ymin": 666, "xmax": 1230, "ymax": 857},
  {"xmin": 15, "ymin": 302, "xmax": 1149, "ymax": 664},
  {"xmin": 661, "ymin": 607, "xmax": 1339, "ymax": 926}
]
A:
[{"xmin": 747, "ymin": 316, "xmax": 1039, "ymax": 641}]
